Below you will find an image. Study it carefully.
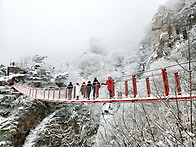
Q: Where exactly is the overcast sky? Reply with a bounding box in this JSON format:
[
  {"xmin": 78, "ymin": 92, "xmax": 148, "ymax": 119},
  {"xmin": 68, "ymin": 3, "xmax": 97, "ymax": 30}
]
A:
[{"xmin": 0, "ymin": 0, "xmax": 168, "ymax": 65}]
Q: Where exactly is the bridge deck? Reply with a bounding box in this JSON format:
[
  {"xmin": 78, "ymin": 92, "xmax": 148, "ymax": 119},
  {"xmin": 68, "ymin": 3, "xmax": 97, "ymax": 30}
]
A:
[
  {"xmin": 13, "ymin": 84, "xmax": 196, "ymax": 103},
  {"xmin": 12, "ymin": 67, "xmax": 196, "ymax": 103}
]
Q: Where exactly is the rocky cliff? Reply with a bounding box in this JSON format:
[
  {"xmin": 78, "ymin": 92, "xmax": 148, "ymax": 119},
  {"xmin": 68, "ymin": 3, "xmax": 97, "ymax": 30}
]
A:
[{"xmin": 138, "ymin": 0, "xmax": 196, "ymax": 71}]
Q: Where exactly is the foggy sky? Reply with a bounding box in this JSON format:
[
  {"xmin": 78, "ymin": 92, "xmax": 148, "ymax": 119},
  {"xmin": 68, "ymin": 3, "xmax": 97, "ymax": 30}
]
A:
[{"xmin": 0, "ymin": 0, "xmax": 168, "ymax": 65}]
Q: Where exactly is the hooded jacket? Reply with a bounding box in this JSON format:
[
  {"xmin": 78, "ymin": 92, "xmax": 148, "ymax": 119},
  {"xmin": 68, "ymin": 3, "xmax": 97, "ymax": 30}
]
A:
[{"xmin": 104, "ymin": 79, "xmax": 114, "ymax": 91}]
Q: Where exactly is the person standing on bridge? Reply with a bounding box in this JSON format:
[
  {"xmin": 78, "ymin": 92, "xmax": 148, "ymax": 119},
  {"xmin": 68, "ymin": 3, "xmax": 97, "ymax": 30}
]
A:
[
  {"xmin": 80, "ymin": 82, "xmax": 86, "ymax": 98},
  {"xmin": 86, "ymin": 81, "xmax": 92, "ymax": 100},
  {"xmin": 93, "ymin": 77, "xmax": 100, "ymax": 99},
  {"xmin": 76, "ymin": 83, "xmax": 80, "ymax": 100},
  {"xmin": 67, "ymin": 82, "xmax": 73, "ymax": 100},
  {"xmin": 102, "ymin": 75, "xmax": 115, "ymax": 98}
]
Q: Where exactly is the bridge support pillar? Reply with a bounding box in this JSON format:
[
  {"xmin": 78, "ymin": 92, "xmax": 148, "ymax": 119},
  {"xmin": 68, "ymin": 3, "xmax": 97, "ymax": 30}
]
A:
[
  {"xmin": 58, "ymin": 88, "xmax": 61, "ymax": 99},
  {"xmin": 65, "ymin": 88, "xmax": 67, "ymax": 99},
  {"xmin": 53, "ymin": 89, "xmax": 55, "ymax": 99},
  {"xmin": 174, "ymin": 72, "xmax": 181, "ymax": 95},
  {"xmin": 132, "ymin": 75, "xmax": 137, "ymax": 98},
  {"xmin": 73, "ymin": 86, "xmax": 76, "ymax": 100},
  {"xmin": 146, "ymin": 77, "xmax": 150, "ymax": 97},
  {"xmin": 125, "ymin": 81, "xmax": 128, "ymax": 98},
  {"xmin": 162, "ymin": 69, "xmax": 169, "ymax": 96},
  {"xmin": 111, "ymin": 80, "xmax": 114, "ymax": 98},
  {"xmin": 48, "ymin": 89, "xmax": 50, "ymax": 99},
  {"xmin": 44, "ymin": 89, "xmax": 46, "ymax": 99}
]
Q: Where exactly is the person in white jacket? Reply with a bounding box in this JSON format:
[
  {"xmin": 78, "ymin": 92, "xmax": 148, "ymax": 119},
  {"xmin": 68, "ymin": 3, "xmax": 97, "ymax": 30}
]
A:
[{"xmin": 76, "ymin": 83, "xmax": 80, "ymax": 100}]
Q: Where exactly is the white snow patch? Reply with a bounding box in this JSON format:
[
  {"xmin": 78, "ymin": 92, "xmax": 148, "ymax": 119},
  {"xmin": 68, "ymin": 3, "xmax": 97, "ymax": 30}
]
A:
[
  {"xmin": 18, "ymin": 106, "xmax": 24, "ymax": 111},
  {"xmin": 0, "ymin": 141, "xmax": 6, "ymax": 145},
  {"xmin": 0, "ymin": 74, "xmax": 25, "ymax": 82},
  {"xmin": 54, "ymin": 72, "xmax": 69, "ymax": 78},
  {"xmin": 160, "ymin": 32, "xmax": 169, "ymax": 41}
]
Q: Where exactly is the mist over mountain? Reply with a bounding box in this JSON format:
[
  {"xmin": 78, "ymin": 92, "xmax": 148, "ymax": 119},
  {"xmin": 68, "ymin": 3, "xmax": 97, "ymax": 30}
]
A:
[{"xmin": 0, "ymin": 0, "xmax": 196, "ymax": 146}]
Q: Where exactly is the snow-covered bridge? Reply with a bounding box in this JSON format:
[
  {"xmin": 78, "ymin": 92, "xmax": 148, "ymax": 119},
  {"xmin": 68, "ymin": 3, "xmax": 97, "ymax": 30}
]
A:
[{"xmin": 12, "ymin": 65, "xmax": 196, "ymax": 103}]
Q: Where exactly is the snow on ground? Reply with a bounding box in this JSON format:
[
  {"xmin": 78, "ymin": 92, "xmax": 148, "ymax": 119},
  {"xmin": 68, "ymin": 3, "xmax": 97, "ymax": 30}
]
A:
[{"xmin": 0, "ymin": 73, "xmax": 25, "ymax": 82}]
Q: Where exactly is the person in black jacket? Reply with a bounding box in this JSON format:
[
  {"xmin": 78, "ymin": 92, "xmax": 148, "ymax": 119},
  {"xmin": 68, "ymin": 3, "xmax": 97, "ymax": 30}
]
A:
[
  {"xmin": 86, "ymin": 81, "xmax": 92, "ymax": 100},
  {"xmin": 67, "ymin": 82, "xmax": 73, "ymax": 100},
  {"xmin": 80, "ymin": 82, "xmax": 86, "ymax": 97},
  {"xmin": 93, "ymin": 77, "xmax": 100, "ymax": 99}
]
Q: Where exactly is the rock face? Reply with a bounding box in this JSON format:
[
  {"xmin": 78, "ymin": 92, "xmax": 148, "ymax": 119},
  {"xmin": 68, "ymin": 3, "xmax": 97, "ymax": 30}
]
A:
[
  {"xmin": 0, "ymin": 85, "xmax": 53, "ymax": 147},
  {"xmin": 0, "ymin": 66, "xmax": 27, "ymax": 86},
  {"xmin": 0, "ymin": 65, "xmax": 6, "ymax": 77},
  {"xmin": 24, "ymin": 104, "xmax": 99, "ymax": 147},
  {"xmin": 13, "ymin": 100, "xmax": 55, "ymax": 147},
  {"xmin": 0, "ymin": 87, "xmax": 99, "ymax": 147},
  {"xmin": 54, "ymin": 72, "xmax": 69, "ymax": 87},
  {"xmin": 138, "ymin": 0, "xmax": 196, "ymax": 69},
  {"xmin": 7, "ymin": 66, "xmax": 27, "ymax": 76},
  {"xmin": 152, "ymin": 2, "xmax": 196, "ymax": 44}
]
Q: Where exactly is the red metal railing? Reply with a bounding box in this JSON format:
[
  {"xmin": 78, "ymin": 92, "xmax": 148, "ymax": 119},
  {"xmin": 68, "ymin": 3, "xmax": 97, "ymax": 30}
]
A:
[{"xmin": 12, "ymin": 68, "xmax": 196, "ymax": 103}]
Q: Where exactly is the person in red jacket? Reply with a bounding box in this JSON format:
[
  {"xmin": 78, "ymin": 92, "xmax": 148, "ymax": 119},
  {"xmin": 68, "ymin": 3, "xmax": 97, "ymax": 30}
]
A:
[{"xmin": 102, "ymin": 75, "xmax": 114, "ymax": 98}]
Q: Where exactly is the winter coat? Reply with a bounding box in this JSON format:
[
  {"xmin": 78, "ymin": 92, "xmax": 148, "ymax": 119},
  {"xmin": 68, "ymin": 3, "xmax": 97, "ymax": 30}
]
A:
[
  {"xmin": 67, "ymin": 83, "xmax": 73, "ymax": 89},
  {"xmin": 93, "ymin": 79, "xmax": 100, "ymax": 98},
  {"xmin": 76, "ymin": 85, "xmax": 80, "ymax": 97},
  {"xmin": 67, "ymin": 83, "xmax": 73, "ymax": 99},
  {"xmin": 93, "ymin": 79, "xmax": 100, "ymax": 89},
  {"xmin": 86, "ymin": 83, "xmax": 92, "ymax": 98},
  {"xmin": 80, "ymin": 84, "xmax": 86, "ymax": 95},
  {"xmin": 86, "ymin": 83, "xmax": 92, "ymax": 93},
  {"xmin": 104, "ymin": 79, "xmax": 114, "ymax": 91}
]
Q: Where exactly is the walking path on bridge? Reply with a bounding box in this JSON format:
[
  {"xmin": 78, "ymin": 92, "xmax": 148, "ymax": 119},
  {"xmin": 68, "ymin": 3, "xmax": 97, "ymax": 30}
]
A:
[{"xmin": 12, "ymin": 66, "xmax": 196, "ymax": 103}]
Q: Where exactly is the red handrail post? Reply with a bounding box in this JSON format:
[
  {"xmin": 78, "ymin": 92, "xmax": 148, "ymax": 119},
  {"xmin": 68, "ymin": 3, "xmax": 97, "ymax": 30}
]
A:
[
  {"xmin": 48, "ymin": 89, "xmax": 50, "ymax": 99},
  {"xmin": 58, "ymin": 88, "xmax": 61, "ymax": 99},
  {"xmin": 35, "ymin": 89, "xmax": 37, "ymax": 99},
  {"xmin": 73, "ymin": 86, "xmax": 76, "ymax": 100},
  {"xmin": 29, "ymin": 89, "xmax": 31, "ymax": 97},
  {"xmin": 132, "ymin": 75, "xmax": 137, "ymax": 98},
  {"xmin": 32, "ymin": 89, "xmax": 34, "ymax": 98},
  {"xmin": 162, "ymin": 69, "xmax": 169, "ymax": 96},
  {"xmin": 125, "ymin": 81, "xmax": 128, "ymax": 98},
  {"xmin": 146, "ymin": 77, "xmax": 151, "ymax": 97},
  {"xmin": 44, "ymin": 89, "xmax": 46, "ymax": 99},
  {"xmin": 174, "ymin": 72, "xmax": 181, "ymax": 95},
  {"xmin": 111, "ymin": 80, "xmax": 114, "ymax": 98},
  {"xmin": 28, "ymin": 88, "xmax": 30, "ymax": 96},
  {"xmin": 30, "ymin": 88, "xmax": 32, "ymax": 98}
]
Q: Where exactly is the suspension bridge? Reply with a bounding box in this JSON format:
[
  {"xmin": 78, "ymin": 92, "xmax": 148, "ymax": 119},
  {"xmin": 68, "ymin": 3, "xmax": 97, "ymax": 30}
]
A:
[{"xmin": 12, "ymin": 63, "xmax": 196, "ymax": 103}]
